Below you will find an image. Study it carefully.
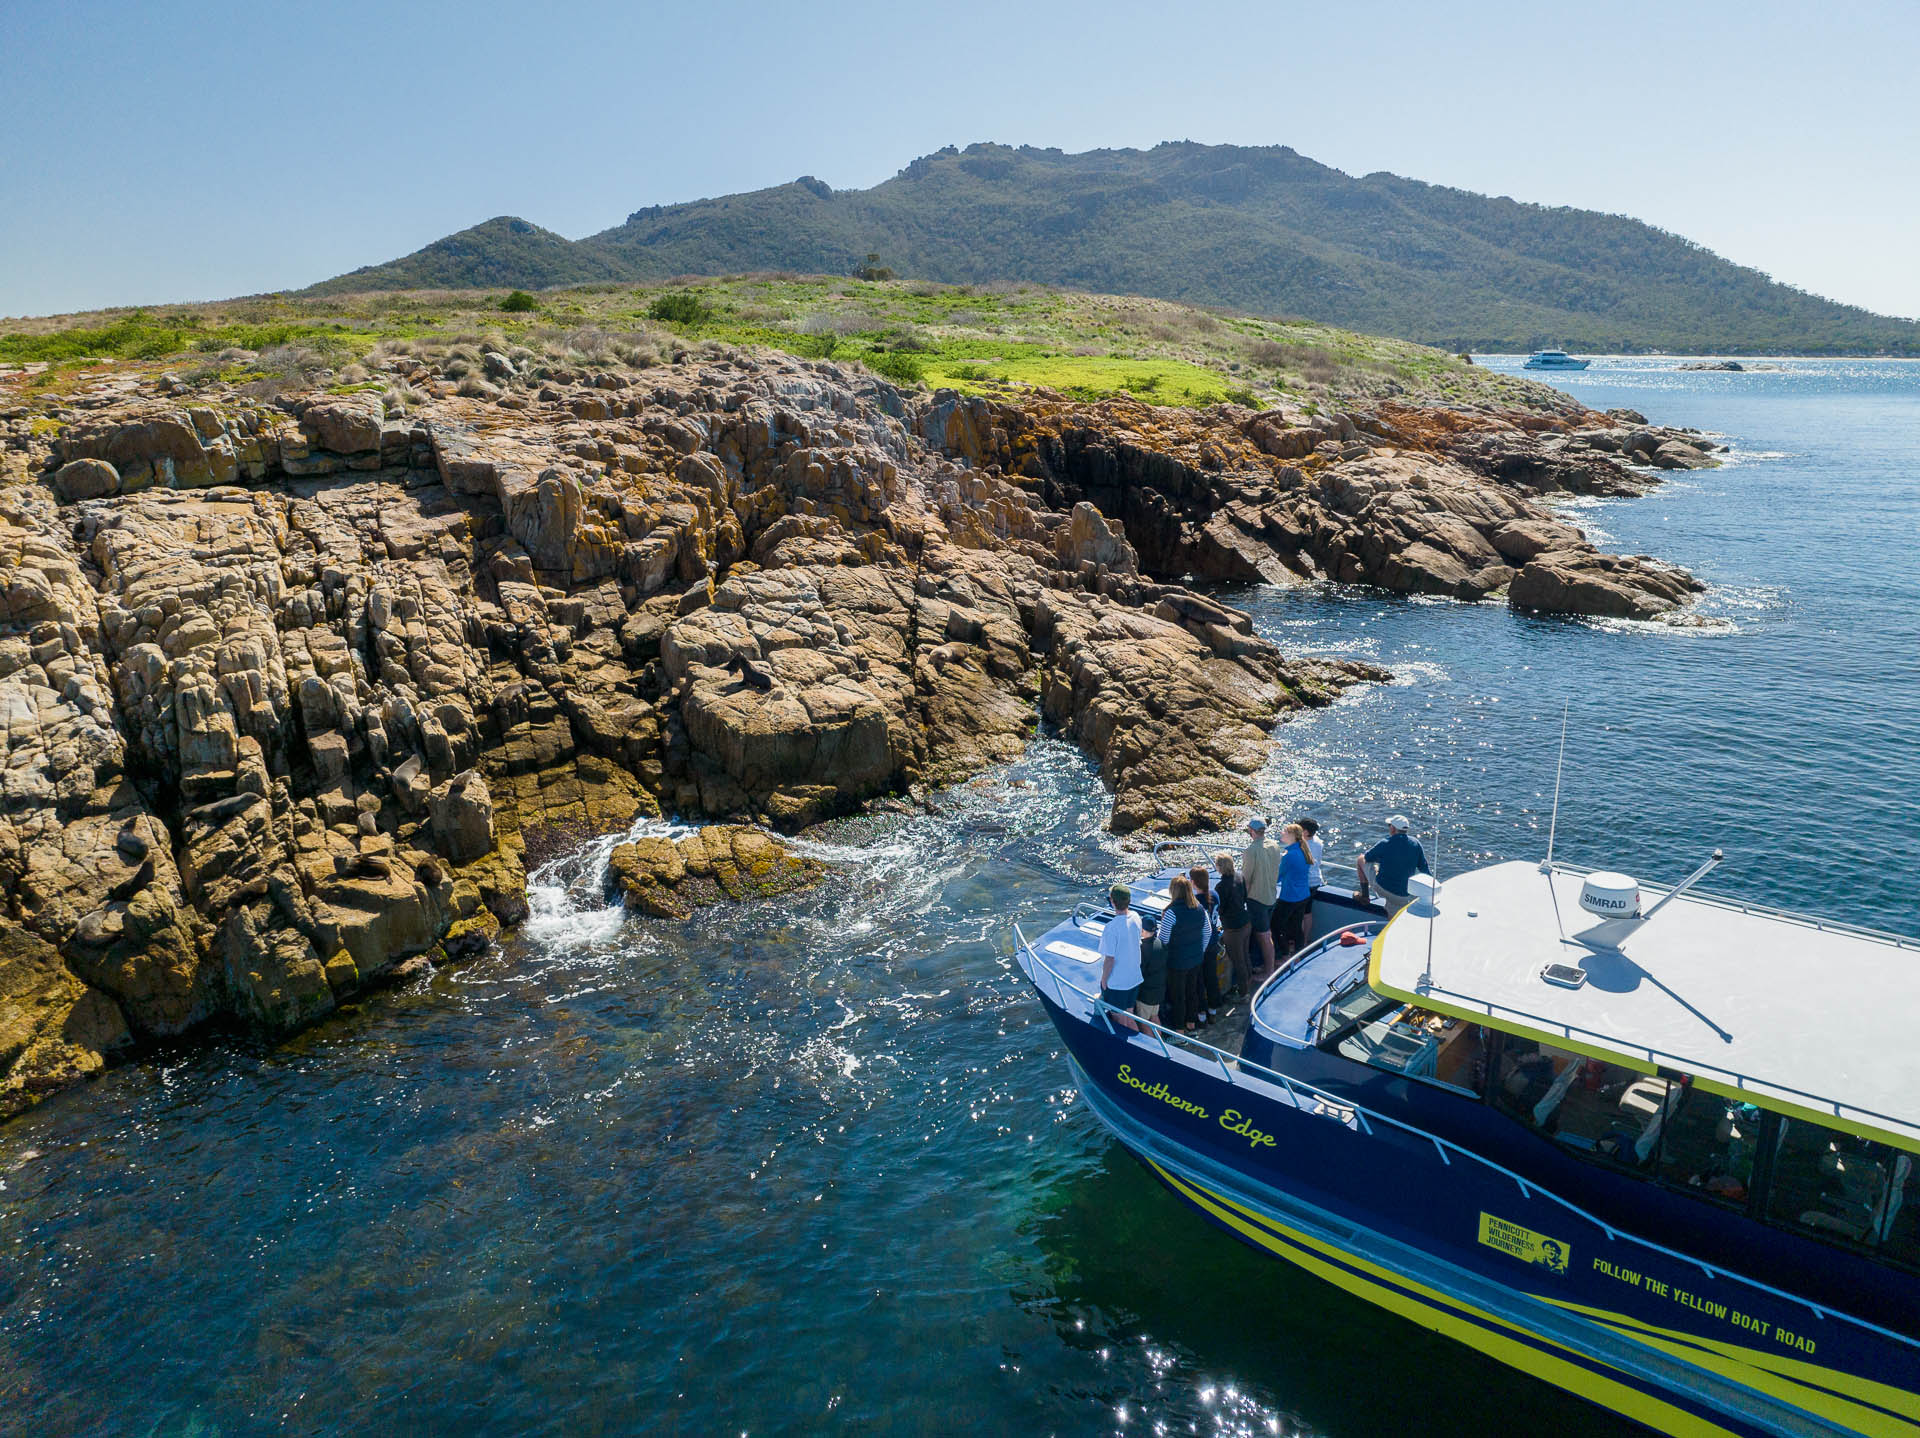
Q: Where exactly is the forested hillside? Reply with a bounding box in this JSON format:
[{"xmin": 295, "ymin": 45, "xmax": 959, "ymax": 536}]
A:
[{"xmin": 306, "ymin": 142, "xmax": 1920, "ymax": 354}]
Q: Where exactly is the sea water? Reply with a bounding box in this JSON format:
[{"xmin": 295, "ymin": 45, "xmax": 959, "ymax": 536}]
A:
[{"xmin": 2, "ymin": 359, "xmax": 1915, "ymax": 1436}]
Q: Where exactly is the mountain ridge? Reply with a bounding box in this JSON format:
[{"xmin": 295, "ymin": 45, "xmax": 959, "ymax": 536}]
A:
[{"xmin": 303, "ymin": 141, "xmax": 1920, "ymax": 354}]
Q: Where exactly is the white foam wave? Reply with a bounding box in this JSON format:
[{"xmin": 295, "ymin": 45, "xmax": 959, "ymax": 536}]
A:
[{"xmin": 522, "ymin": 813, "xmax": 697, "ymax": 947}]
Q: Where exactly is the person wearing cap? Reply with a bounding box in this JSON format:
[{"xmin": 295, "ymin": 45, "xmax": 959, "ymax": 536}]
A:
[
  {"xmin": 1241, "ymin": 817, "xmax": 1281, "ymax": 983},
  {"xmin": 1359, "ymin": 815, "xmax": 1430, "ymax": 917},
  {"xmin": 1097, "ymin": 884, "xmax": 1144, "ymax": 1032}
]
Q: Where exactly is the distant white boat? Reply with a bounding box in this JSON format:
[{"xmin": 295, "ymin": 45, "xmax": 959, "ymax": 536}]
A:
[{"xmin": 1524, "ymin": 350, "xmax": 1591, "ymax": 370}]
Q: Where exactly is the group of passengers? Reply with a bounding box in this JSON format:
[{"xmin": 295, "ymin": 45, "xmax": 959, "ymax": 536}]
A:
[{"xmin": 1095, "ymin": 813, "xmax": 1430, "ymax": 1036}]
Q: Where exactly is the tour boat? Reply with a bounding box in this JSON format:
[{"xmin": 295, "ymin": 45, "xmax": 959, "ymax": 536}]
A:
[
  {"xmin": 1525, "ymin": 350, "xmax": 1592, "ymax": 370},
  {"xmin": 1015, "ymin": 847, "xmax": 1920, "ymax": 1435}
]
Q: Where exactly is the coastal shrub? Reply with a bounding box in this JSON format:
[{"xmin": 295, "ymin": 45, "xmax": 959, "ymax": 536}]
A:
[
  {"xmin": 948, "ymin": 364, "xmax": 990, "ymax": 381},
  {"xmin": 498, "ymin": 290, "xmax": 539, "ymax": 313},
  {"xmin": 800, "ymin": 309, "xmax": 879, "ymax": 338},
  {"xmin": 1224, "ymin": 386, "xmax": 1261, "ymax": 408},
  {"xmin": 865, "ymin": 351, "xmax": 925, "ymax": 386},
  {"xmin": 1248, "ymin": 339, "xmax": 1289, "ymax": 367},
  {"xmin": 1124, "ymin": 373, "xmax": 1161, "ymax": 394},
  {"xmin": 647, "ymin": 291, "xmax": 712, "ymax": 326},
  {"xmin": 1290, "ymin": 345, "xmax": 1339, "ymax": 382}
]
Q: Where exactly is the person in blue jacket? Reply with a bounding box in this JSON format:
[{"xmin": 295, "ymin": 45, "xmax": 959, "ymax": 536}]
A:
[
  {"xmin": 1270, "ymin": 822, "xmax": 1315, "ymax": 960},
  {"xmin": 1358, "ymin": 814, "xmax": 1430, "ymax": 916}
]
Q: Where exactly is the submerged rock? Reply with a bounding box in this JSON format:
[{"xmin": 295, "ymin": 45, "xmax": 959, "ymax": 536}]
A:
[{"xmin": 607, "ymin": 826, "xmax": 825, "ymax": 919}]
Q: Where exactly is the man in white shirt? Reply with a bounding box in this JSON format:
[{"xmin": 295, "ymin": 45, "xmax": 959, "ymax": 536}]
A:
[{"xmin": 1097, "ymin": 884, "xmax": 1145, "ymax": 1032}]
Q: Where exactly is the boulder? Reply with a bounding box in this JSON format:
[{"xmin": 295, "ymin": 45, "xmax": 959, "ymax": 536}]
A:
[
  {"xmin": 300, "ymin": 395, "xmax": 384, "ymax": 455},
  {"xmin": 1490, "ymin": 519, "xmax": 1586, "ymax": 564},
  {"xmin": 1509, "ymin": 550, "xmax": 1704, "ymax": 620},
  {"xmin": 1651, "ymin": 440, "xmax": 1714, "ymax": 470},
  {"xmin": 52, "ymin": 458, "xmax": 120, "ymax": 502},
  {"xmin": 606, "ymin": 826, "xmax": 824, "ymax": 919},
  {"xmin": 430, "ymin": 770, "xmax": 495, "ymax": 865},
  {"xmin": 1054, "ymin": 501, "xmax": 1138, "ymax": 574},
  {"xmin": 1, "ymin": 923, "xmax": 131, "ymax": 1118}
]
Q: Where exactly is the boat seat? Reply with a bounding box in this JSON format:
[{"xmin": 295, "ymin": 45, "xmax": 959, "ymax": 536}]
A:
[
  {"xmin": 1531, "ymin": 1059, "xmax": 1581, "ymax": 1127},
  {"xmin": 1801, "ymin": 1150, "xmax": 1896, "ymax": 1244},
  {"xmin": 1632, "ymin": 1092, "xmax": 1672, "ymax": 1164},
  {"xmin": 1617, "ymin": 1078, "xmax": 1668, "ymax": 1120}
]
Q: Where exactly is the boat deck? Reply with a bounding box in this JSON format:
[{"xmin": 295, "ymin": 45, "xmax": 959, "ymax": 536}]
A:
[{"xmin": 1025, "ymin": 873, "xmax": 1387, "ymax": 1065}]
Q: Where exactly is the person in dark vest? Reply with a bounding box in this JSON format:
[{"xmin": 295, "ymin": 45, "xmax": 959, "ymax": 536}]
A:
[
  {"xmin": 1136, "ymin": 909, "xmax": 1169, "ymax": 1030},
  {"xmin": 1214, "ymin": 852, "xmax": 1252, "ymax": 998},
  {"xmin": 1155, "ymin": 874, "xmax": 1217, "ymax": 1034},
  {"xmin": 1189, "ymin": 864, "xmax": 1225, "ymax": 1025}
]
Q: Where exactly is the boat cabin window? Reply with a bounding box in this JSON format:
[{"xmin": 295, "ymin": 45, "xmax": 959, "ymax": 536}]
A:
[
  {"xmin": 1315, "ymin": 977, "xmax": 1487, "ymax": 1096},
  {"xmin": 1765, "ymin": 1121, "xmax": 1916, "ymax": 1272},
  {"xmin": 1650, "ymin": 1082, "xmax": 1759, "ymax": 1209},
  {"xmin": 1493, "ymin": 1040, "xmax": 1674, "ymax": 1170}
]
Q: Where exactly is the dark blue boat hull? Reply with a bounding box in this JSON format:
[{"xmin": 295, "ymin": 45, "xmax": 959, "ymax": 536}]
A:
[{"xmin": 1033, "ymin": 982, "xmax": 1920, "ymax": 1437}]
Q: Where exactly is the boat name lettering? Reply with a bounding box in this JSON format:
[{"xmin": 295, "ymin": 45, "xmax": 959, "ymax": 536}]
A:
[
  {"xmin": 1476, "ymin": 1213, "xmax": 1569, "ymax": 1274},
  {"xmin": 1217, "ymin": 1109, "xmax": 1277, "ymax": 1151},
  {"xmin": 1115, "ymin": 1064, "xmax": 1210, "ymax": 1118},
  {"xmin": 1591, "ymin": 1258, "xmax": 1816, "ymax": 1354}
]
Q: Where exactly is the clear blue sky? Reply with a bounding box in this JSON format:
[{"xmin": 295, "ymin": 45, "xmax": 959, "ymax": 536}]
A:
[{"xmin": 3, "ymin": 0, "xmax": 1916, "ymax": 320}]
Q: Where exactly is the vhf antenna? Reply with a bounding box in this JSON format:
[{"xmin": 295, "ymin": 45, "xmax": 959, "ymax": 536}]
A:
[
  {"xmin": 1539, "ymin": 701, "xmax": 1569, "ymax": 874},
  {"xmin": 1419, "ymin": 792, "xmax": 1441, "ymax": 991}
]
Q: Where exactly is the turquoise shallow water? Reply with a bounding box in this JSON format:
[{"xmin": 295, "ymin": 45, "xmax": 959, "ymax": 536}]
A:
[{"xmin": 2, "ymin": 359, "xmax": 1916, "ymax": 1437}]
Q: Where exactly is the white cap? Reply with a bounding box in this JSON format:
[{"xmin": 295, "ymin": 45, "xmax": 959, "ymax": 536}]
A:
[{"xmin": 1387, "ymin": 814, "xmax": 1410, "ymax": 832}]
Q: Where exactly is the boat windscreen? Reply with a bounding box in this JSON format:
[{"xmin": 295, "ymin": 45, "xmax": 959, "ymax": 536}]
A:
[{"xmin": 1317, "ymin": 973, "xmax": 1395, "ymax": 1044}]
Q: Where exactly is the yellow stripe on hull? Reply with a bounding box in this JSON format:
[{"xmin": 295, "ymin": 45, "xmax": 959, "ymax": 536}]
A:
[
  {"xmin": 1148, "ymin": 1157, "xmax": 1757, "ymax": 1438},
  {"xmin": 1541, "ymin": 1299, "xmax": 1920, "ymax": 1436}
]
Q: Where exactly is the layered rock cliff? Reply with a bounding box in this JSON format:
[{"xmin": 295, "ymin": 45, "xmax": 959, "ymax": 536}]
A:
[{"xmin": 0, "ymin": 343, "xmax": 1709, "ymax": 1116}]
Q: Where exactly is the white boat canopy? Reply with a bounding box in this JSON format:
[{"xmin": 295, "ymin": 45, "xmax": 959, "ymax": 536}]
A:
[{"xmin": 1369, "ymin": 859, "xmax": 1920, "ymax": 1154}]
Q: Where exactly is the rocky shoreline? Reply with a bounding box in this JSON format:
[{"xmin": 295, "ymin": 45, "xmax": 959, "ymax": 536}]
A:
[{"xmin": 0, "ymin": 343, "xmax": 1717, "ymax": 1116}]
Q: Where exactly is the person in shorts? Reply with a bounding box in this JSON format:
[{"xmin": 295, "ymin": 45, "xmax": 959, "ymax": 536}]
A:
[
  {"xmin": 1097, "ymin": 884, "xmax": 1144, "ymax": 1032},
  {"xmin": 1240, "ymin": 817, "xmax": 1281, "ymax": 982}
]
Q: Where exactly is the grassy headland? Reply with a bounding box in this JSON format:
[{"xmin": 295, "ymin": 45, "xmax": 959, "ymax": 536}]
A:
[{"xmin": 0, "ymin": 275, "xmax": 1570, "ymax": 416}]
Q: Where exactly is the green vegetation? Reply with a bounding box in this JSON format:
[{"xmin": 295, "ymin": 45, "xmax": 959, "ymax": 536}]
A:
[
  {"xmin": 0, "ymin": 310, "xmax": 364, "ymax": 365},
  {"xmin": 646, "ymin": 290, "xmax": 713, "ymax": 325},
  {"xmin": 863, "ymin": 350, "xmax": 925, "ymax": 385},
  {"xmin": 498, "ymin": 290, "xmax": 539, "ymax": 313},
  {"xmin": 298, "ymin": 142, "xmax": 1920, "ymax": 356},
  {"xmin": 3, "ymin": 275, "xmax": 1562, "ymax": 413}
]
